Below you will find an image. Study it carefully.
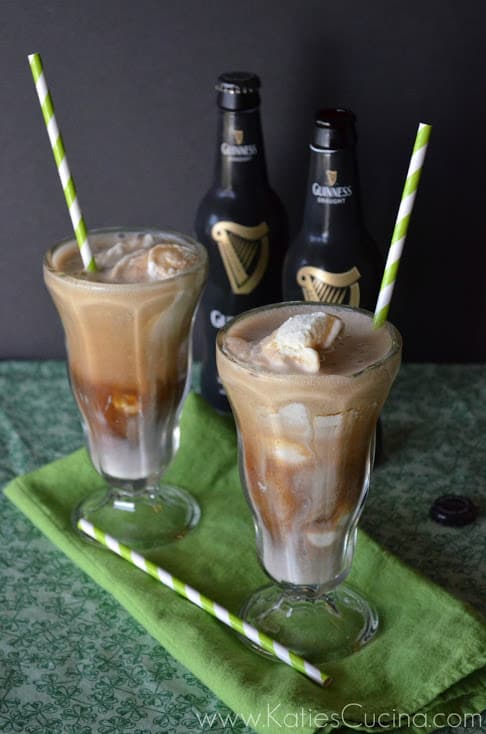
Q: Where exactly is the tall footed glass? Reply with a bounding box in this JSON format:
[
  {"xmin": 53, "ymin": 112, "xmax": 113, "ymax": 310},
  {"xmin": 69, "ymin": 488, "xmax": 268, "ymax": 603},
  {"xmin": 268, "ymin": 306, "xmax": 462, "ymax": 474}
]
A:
[
  {"xmin": 44, "ymin": 227, "xmax": 207, "ymax": 551},
  {"xmin": 217, "ymin": 302, "xmax": 401, "ymax": 663}
]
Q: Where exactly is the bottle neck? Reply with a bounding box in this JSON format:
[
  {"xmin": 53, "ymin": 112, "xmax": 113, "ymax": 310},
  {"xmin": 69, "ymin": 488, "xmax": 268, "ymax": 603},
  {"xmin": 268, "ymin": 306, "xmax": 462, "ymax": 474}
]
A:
[
  {"xmin": 212, "ymin": 107, "xmax": 269, "ymax": 191},
  {"xmin": 302, "ymin": 146, "xmax": 364, "ymax": 240}
]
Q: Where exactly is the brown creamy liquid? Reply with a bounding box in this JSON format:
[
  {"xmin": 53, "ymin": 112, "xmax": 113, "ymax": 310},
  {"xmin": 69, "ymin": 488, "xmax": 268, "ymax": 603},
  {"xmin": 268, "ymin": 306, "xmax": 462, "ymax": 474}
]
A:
[
  {"xmin": 44, "ymin": 230, "xmax": 207, "ymax": 480},
  {"xmin": 217, "ymin": 304, "xmax": 401, "ymax": 586}
]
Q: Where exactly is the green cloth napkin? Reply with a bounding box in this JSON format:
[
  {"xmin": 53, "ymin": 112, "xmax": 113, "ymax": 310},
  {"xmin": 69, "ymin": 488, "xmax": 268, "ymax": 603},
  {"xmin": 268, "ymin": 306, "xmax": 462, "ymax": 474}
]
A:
[{"xmin": 4, "ymin": 392, "xmax": 486, "ymax": 734}]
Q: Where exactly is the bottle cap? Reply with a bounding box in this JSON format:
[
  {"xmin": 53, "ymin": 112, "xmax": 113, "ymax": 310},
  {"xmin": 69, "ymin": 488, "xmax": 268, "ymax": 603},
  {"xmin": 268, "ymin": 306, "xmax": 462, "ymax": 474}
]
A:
[
  {"xmin": 312, "ymin": 108, "xmax": 357, "ymax": 150},
  {"xmin": 216, "ymin": 72, "xmax": 261, "ymax": 111},
  {"xmin": 430, "ymin": 495, "xmax": 478, "ymax": 527}
]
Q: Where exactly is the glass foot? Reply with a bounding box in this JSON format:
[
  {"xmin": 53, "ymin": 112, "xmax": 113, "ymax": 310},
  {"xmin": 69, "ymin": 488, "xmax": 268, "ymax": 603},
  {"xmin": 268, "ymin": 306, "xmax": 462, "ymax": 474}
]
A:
[
  {"xmin": 239, "ymin": 582, "xmax": 378, "ymax": 664},
  {"xmin": 73, "ymin": 483, "xmax": 201, "ymax": 551}
]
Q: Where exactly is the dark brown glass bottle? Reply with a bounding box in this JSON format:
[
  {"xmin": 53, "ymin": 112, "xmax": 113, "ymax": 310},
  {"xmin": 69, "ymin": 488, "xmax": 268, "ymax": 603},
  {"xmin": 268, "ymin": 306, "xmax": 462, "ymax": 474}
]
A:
[
  {"xmin": 283, "ymin": 109, "xmax": 382, "ymax": 310},
  {"xmin": 283, "ymin": 108, "xmax": 385, "ymax": 459},
  {"xmin": 195, "ymin": 72, "xmax": 288, "ymax": 412}
]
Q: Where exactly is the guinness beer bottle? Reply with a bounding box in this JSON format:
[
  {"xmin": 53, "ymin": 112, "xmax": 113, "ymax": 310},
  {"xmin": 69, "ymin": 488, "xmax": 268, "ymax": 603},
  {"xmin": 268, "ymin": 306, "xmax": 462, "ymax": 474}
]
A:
[
  {"xmin": 283, "ymin": 108, "xmax": 382, "ymax": 311},
  {"xmin": 283, "ymin": 108, "xmax": 385, "ymax": 458},
  {"xmin": 195, "ymin": 72, "xmax": 288, "ymax": 411}
]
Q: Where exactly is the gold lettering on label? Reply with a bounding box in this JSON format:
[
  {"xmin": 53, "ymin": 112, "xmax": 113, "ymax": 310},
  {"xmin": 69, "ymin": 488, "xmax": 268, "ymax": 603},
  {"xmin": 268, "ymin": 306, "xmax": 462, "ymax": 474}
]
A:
[
  {"xmin": 297, "ymin": 265, "xmax": 361, "ymax": 306},
  {"xmin": 211, "ymin": 221, "xmax": 269, "ymax": 295}
]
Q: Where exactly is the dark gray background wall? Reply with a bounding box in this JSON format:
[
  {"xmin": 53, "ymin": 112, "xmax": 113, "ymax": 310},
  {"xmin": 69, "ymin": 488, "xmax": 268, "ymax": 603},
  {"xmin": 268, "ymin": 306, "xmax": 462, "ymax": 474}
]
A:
[{"xmin": 1, "ymin": 0, "xmax": 484, "ymax": 361}]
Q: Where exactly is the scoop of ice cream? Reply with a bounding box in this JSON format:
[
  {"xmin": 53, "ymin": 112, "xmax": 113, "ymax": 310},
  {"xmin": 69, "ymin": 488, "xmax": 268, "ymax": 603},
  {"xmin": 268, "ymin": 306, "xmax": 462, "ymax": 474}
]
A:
[
  {"xmin": 260, "ymin": 312, "xmax": 344, "ymax": 373},
  {"xmin": 147, "ymin": 244, "xmax": 198, "ymax": 279},
  {"xmin": 99, "ymin": 241, "xmax": 198, "ymax": 283},
  {"xmin": 94, "ymin": 234, "xmax": 155, "ymax": 269},
  {"xmin": 225, "ymin": 312, "xmax": 344, "ymax": 374}
]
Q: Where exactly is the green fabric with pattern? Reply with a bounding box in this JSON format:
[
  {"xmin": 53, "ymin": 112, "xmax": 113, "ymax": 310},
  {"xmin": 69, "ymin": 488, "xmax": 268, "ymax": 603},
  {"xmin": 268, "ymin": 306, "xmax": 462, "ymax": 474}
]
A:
[{"xmin": 4, "ymin": 390, "xmax": 486, "ymax": 734}]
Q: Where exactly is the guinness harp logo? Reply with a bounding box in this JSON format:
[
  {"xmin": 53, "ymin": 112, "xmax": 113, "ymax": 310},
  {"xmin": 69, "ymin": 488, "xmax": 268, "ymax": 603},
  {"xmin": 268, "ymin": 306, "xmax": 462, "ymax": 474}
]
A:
[
  {"xmin": 297, "ymin": 265, "xmax": 361, "ymax": 306},
  {"xmin": 326, "ymin": 170, "xmax": 337, "ymax": 186},
  {"xmin": 211, "ymin": 221, "xmax": 269, "ymax": 295},
  {"xmin": 234, "ymin": 129, "xmax": 244, "ymax": 145}
]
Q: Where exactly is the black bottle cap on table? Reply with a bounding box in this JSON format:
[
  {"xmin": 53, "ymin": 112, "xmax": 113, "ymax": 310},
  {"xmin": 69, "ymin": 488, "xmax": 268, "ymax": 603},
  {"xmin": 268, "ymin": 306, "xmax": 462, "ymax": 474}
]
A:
[
  {"xmin": 216, "ymin": 72, "xmax": 261, "ymax": 111},
  {"xmin": 312, "ymin": 108, "xmax": 357, "ymax": 150},
  {"xmin": 430, "ymin": 495, "xmax": 478, "ymax": 527}
]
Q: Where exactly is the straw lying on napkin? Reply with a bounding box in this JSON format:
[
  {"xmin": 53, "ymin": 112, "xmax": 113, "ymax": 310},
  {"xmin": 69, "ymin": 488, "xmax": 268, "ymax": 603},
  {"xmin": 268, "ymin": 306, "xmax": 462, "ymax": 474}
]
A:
[{"xmin": 4, "ymin": 393, "xmax": 486, "ymax": 734}]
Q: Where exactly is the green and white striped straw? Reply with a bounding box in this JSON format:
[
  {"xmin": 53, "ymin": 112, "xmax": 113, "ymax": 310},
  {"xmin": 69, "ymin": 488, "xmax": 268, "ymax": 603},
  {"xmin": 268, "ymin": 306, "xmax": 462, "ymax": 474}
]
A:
[
  {"xmin": 77, "ymin": 518, "xmax": 332, "ymax": 688},
  {"xmin": 373, "ymin": 122, "xmax": 432, "ymax": 328},
  {"xmin": 28, "ymin": 53, "xmax": 97, "ymax": 272}
]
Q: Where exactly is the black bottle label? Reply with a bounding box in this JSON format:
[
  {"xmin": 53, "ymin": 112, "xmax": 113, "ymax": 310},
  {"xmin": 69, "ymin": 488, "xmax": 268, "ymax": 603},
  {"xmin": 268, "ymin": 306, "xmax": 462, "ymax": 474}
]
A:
[
  {"xmin": 296, "ymin": 265, "xmax": 361, "ymax": 305},
  {"xmin": 211, "ymin": 220, "xmax": 269, "ymax": 294}
]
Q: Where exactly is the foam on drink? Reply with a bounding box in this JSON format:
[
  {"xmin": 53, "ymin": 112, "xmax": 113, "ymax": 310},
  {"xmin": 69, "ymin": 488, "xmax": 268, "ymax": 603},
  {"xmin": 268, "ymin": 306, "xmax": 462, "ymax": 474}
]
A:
[
  {"xmin": 217, "ymin": 304, "xmax": 400, "ymax": 587},
  {"xmin": 55, "ymin": 231, "xmax": 199, "ymax": 282}
]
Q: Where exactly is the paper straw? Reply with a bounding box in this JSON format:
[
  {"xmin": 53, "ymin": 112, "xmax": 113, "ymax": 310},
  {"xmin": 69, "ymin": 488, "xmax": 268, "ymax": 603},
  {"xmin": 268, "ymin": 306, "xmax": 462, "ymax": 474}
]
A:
[
  {"xmin": 373, "ymin": 122, "xmax": 432, "ymax": 327},
  {"xmin": 77, "ymin": 518, "xmax": 333, "ymax": 688},
  {"xmin": 28, "ymin": 53, "xmax": 97, "ymax": 272}
]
